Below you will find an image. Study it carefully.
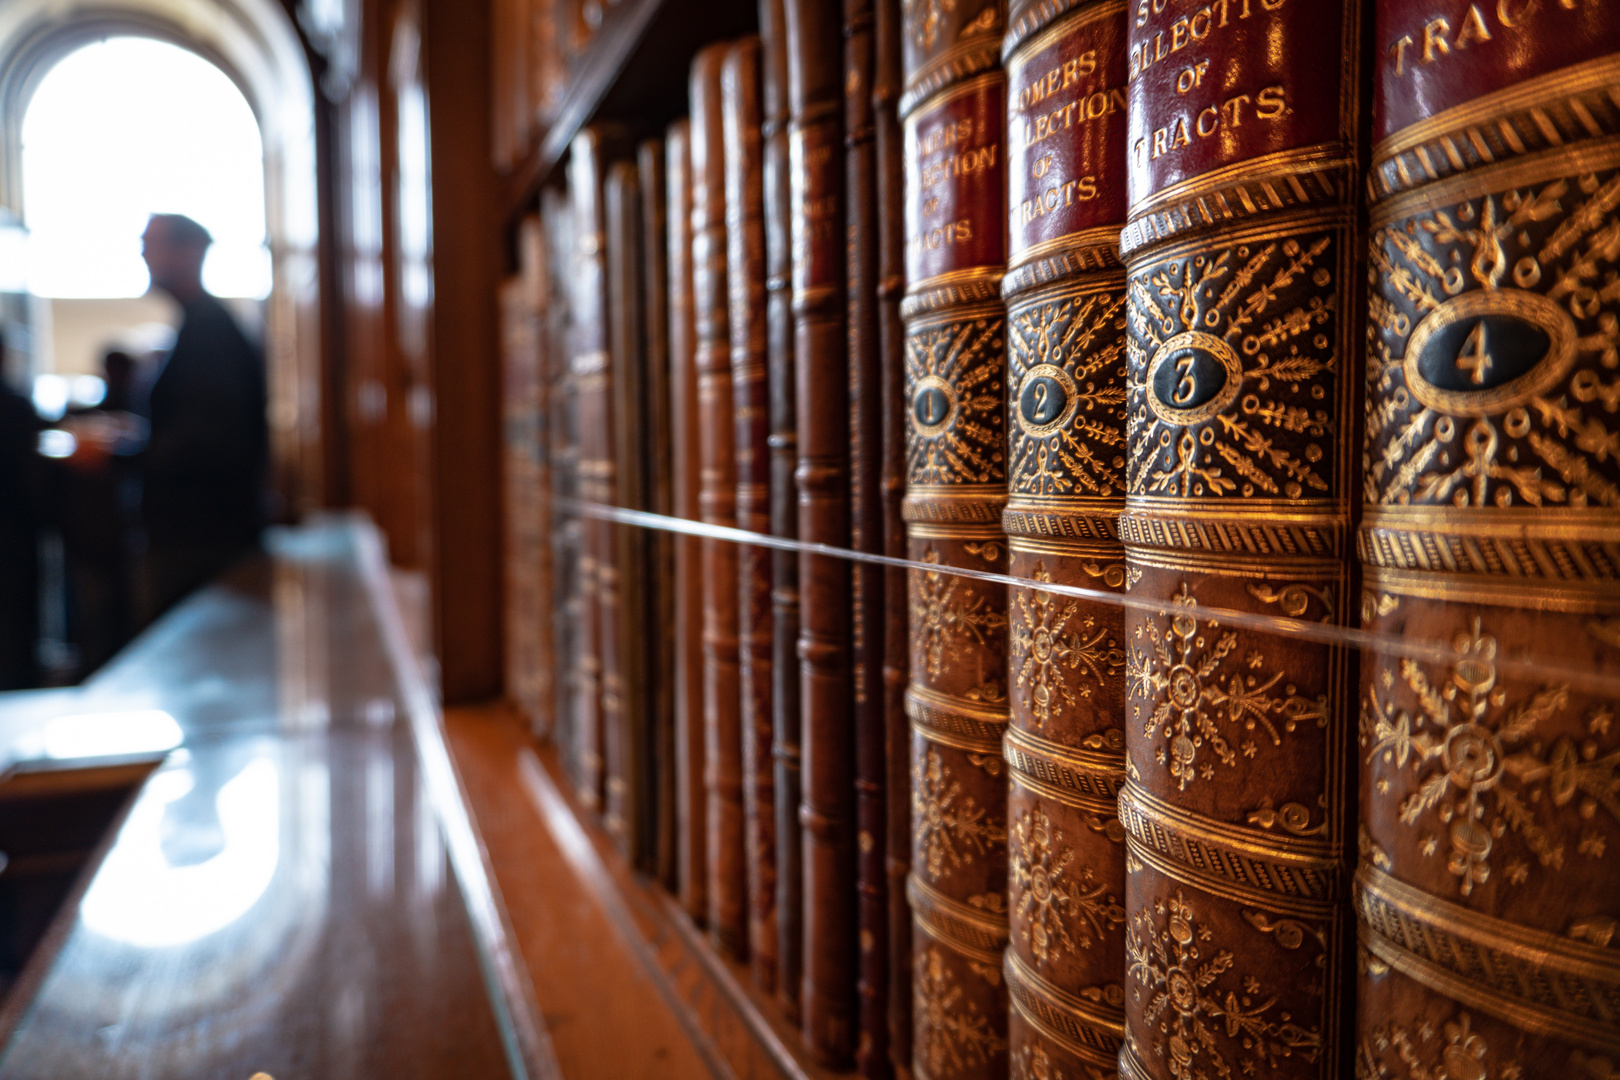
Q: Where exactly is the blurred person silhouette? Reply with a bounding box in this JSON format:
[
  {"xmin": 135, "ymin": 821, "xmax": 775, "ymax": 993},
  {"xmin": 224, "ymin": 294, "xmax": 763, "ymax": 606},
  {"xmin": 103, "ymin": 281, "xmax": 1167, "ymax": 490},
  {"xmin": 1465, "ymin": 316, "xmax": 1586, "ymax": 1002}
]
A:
[
  {"xmin": 51, "ymin": 348, "xmax": 147, "ymax": 672},
  {"xmin": 0, "ymin": 328, "xmax": 43, "ymax": 689},
  {"xmin": 135, "ymin": 213, "xmax": 268, "ymax": 623}
]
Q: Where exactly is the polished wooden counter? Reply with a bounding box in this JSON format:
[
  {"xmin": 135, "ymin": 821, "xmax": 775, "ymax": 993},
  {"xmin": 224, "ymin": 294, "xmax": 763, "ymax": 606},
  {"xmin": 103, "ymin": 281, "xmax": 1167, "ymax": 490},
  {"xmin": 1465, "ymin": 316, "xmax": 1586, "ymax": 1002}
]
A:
[{"xmin": 0, "ymin": 518, "xmax": 523, "ymax": 1080}]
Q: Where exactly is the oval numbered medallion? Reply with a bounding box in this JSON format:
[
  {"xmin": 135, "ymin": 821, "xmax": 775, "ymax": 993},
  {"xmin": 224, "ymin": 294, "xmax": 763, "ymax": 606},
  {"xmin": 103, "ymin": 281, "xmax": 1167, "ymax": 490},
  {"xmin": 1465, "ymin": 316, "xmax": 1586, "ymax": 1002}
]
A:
[
  {"xmin": 1401, "ymin": 289, "xmax": 1577, "ymax": 416},
  {"xmin": 1145, "ymin": 331, "xmax": 1243, "ymax": 425},
  {"xmin": 1016, "ymin": 364, "xmax": 1078, "ymax": 438},
  {"xmin": 912, "ymin": 374, "xmax": 957, "ymax": 436}
]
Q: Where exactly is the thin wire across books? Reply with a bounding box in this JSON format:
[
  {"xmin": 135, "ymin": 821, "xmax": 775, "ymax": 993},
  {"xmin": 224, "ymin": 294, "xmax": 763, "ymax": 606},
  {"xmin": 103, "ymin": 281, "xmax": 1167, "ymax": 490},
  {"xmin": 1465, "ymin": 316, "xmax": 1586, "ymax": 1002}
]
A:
[{"xmin": 552, "ymin": 496, "xmax": 1620, "ymax": 696}]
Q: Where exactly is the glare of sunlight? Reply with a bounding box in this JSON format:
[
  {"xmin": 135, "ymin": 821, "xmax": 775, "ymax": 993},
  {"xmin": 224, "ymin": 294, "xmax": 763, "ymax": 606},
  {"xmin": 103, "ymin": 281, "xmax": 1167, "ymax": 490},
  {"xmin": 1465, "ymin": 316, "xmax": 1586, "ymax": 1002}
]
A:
[
  {"xmin": 31, "ymin": 709, "xmax": 183, "ymax": 759},
  {"xmin": 20, "ymin": 37, "xmax": 270, "ymax": 300},
  {"xmin": 81, "ymin": 756, "xmax": 280, "ymax": 948}
]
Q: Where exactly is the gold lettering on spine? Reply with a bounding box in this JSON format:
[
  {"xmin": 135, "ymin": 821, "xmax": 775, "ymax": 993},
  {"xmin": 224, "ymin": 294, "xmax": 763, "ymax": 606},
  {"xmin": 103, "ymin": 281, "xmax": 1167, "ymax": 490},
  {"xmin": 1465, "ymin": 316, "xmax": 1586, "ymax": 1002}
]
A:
[
  {"xmin": 1005, "ymin": 3, "xmax": 1131, "ymax": 1078},
  {"xmin": 1121, "ymin": 1, "xmax": 1358, "ymax": 1078},
  {"xmin": 1359, "ymin": 12, "xmax": 1620, "ymax": 1063}
]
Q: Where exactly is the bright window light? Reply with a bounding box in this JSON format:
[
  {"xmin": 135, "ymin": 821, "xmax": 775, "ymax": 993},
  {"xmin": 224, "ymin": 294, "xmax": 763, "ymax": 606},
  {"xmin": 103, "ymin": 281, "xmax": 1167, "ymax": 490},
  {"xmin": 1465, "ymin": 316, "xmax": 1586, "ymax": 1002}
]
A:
[{"xmin": 21, "ymin": 37, "xmax": 271, "ymax": 300}]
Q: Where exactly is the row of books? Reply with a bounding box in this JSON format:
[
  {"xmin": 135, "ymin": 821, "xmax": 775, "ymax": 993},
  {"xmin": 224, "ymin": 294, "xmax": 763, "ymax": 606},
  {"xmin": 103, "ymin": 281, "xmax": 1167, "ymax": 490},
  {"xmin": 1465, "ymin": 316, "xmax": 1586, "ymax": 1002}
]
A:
[{"xmin": 502, "ymin": 2, "xmax": 1620, "ymax": 1079}]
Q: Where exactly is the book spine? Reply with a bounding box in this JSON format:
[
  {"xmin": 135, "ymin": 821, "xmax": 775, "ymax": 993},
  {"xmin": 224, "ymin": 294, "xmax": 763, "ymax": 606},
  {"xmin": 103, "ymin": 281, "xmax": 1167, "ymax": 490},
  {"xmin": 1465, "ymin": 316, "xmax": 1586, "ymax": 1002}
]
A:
[
  {"xmin": 760, "ymin": 0, "xmax": 805, "ymax": 1021},
  {"xmin": 845, "ymin": 0, "xmax": 891, "ymax": 1074},
  {"xmin": 898, "ymin": 5, "xmax": 1012, "ymax": 1080},
  {"xmin": 872, "ymin": 1, "xmax": 913, "ymax": 1072},
  {"xmin": 724, "ymin": 36, "xmax": 778, "ymax": 993},
  {"xmin": 999, "ymin": 4, "xmax": 1130, "ymax": 1079},
  {"xmin": 693, "ymin": 44, "xmax": 749, "ymax": 960},
  {"xmin": 520, "ymin": 216, "xmax": 556, "ymax": 740},
  {"xmin": 1357, "ymin": 10, "xmax": 1620, "ymax": 1077},
  {"xmin": 566, "ymin": 126, "xmax": 614, "ymax": 815},
  {"xmin": 639, "ymin": 136, "xmax": 679, "ymax": 890},
  {"xmin": 605, "ymin": 158, "xmax": 649, "ymax": 862},
  {"xmin": 542, "ymin": 186, "xmax": 581, "ymax": 791},
  {"xmin": 1117, "ymin": 5, "xmax": 1364, "ymax": 1079},
  {"xmin": 784, "ymin": 0, "xmax": 857, "ymax": 1062},
  {"xmin": 667, "ymin": 119, "xmax": 709, "ymax": 925}
]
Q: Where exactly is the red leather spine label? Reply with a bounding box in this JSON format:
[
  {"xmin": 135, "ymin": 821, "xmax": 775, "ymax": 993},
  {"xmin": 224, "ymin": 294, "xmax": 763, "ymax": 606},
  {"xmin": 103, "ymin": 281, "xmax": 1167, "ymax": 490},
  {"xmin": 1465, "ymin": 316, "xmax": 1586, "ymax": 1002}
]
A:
[
  {"xmin": 1125, "ymin": 0, "xmax": 1347, "ymax": 207},
  {"xmin": 1007, "ymin": 2, "xmax": 1130, "ymax": 260},
  {"xmin": 904, "ymin": 76, "xmax": 1008, "ymax": 286},
  {"xmin": 1373, "ymin": 0, "xmax": 1620, "ymax": 141}
]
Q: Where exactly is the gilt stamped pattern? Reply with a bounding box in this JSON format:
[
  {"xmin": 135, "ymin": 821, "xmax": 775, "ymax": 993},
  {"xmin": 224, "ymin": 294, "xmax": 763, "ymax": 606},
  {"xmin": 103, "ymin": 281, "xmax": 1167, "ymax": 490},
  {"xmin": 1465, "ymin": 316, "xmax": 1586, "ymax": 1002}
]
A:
[
  {"xmin": 914, "ymin": 746, "xmax": 1008, "ymax": 882},
  {"xmin": 1363, "ymin": 618, "xmax": 1620, "ymax": 896},
  {"xmin": 1126, "ymin": 232, "xmax": 1340, "ymax": 501},
  {"xmin": 1011, "ymin": 802, "xmax": 1124, "ymax": 965},
  {"xmin": 1012, "ymin": 563, "xmax": 1124, "ymax": 729},
  {"xmin": 1126, "ymin": 890, "xmax": 1323, "ymax": 1080},
  {"xmin": 1009, "ymin": 291, "xmax": 1128, "ymax": 499},
  {"xmin": 915, "ymin": 944, "xmax": 1008, "ymax": 1077},
  {"xmin": 1356, "ymin": 1010, "xmax": 1517, "ymax": 1080},
  {"xmin": 1367, "ymin": 168, "xmax": 1620, "ymax": 511},
  {"xmin": 913, "ymin": 547, "xmax": 1009, "ymax": 680},
  {"xmin": 1128, "ymin": 584, "xmax": 1329, "ymax": 790},
  {"xmin": 907, "ymin": 319, "xmax": 1007, "ymax": 486}
]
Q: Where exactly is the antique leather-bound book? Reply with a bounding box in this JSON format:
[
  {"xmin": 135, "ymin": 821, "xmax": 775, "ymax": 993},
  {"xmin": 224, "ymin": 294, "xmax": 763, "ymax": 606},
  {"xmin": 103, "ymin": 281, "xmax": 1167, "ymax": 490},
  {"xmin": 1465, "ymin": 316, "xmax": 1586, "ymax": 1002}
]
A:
[
  {"xmin": 693, "ymin": 43, "xmax": 749, "ymax": 960},
  {"xmin": 844, "ymin": 0, "xmax": 891, "ymax": 1073},
  {"xmin": 667, "ymin": 118, "xmax": 709, "ymax": 925},
  {"xmin": 1116, "ymin": 5, "xmax": 1363, "ymax": 1079},
  {"xmin": 872, "ymin": 0, "xmax": 912, "ymax": 1071},
  {"xmin": 760, "ymin": 0, "xmax": 804, "ymax": 1020},
  {"xmin": 898, "ymin": 3, "xmax": 1011, "ymax": 1079},
  {"xmin": 1357, "ymin": 10, "xmax": 1620, "ymax": 1077},
  {"xmin": 605, "ymin": 158, "xmax": 650, "ymax": 862},
  {"xmin": 639, "ymin": 137, "xmax": 679, "ymax": 888},
  {"xmin": 723, "ymin": 36, "xmax": 778, "ymax": 992},
  {"xmin": 999, "ymin": 3, "xmax": 1129, "ymax": 1079},
  {"xmin": 784, "ymin": 0, "xmax": 857, "ymax": 1062},
  {"xmin": 542, "ymin": 186, "xmax": 581, "ymax": 786},
  {"xmin": 565, "ymin": 125, "xmax": 622, "ymax": 815}
]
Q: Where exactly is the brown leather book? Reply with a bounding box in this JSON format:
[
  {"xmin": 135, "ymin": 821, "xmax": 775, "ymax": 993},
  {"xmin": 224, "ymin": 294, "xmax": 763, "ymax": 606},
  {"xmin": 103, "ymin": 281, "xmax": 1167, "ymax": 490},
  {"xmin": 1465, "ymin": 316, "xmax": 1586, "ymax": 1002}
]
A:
[
  {"xmin": 1357, "ymin": 12, "xmax": 1620, "ymax": 1077},
  {"xmin": 1117, "ymin": 6, "xmax": 1364, "ymax": 1079},
  {"xmin": 639, "ymin": 137, "xmax": 679, "ymax": 891},
  {"xmin": 999, "ymin": 4, "xmax": 1130, "ymax": 1079},
  {"xmin": 898, "ymin": 3, "xmax": 1011, "ymax": 1079},
  {"xmin": 667, "ymin": 119, "xmax": 709, "ymax": 925},
  {"xmin": 542, "ymin": 186, "xmax": 582, "ymax": 791},
  {"xmin": 784, "ymin": 0, "xmax": 857, "ymax": 1063},
  {"xmin": 871, "ymin": 1, "xmax": 912, "ymax": 1073},
  {"xmin": 760, "ymin": 0, "xmax": 804, "ymax": 1021},
  {"xmin": 693, "ymin": 43, "xmax": 749, "ymax": 960},
  {"xmin": 605, "ymin": 158, "xmax": 650, "ymax": 863},
  {"xmin": 843, "ymin": 0, "xmax": 890, "ymax": 1074},
  {"xmin": 723, "ymin": 36, "xmax": 778, "ymax": 993},
  {"xmin": 565, "ymin": 126, "xmax": 622, "ymax": 816},
  {"xmin": 500, "ymin": 215, "xmax": 551, "ymax": 736}
]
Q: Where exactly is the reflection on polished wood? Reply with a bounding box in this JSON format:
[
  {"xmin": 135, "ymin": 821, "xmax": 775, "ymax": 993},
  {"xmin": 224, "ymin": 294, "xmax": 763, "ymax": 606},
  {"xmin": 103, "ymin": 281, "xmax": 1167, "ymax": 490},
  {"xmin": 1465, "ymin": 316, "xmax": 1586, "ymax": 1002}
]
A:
[
  {"xmin": 0, "ymin": 519, "xmax": 514, "ymax": 1080},
  {"xmin": 445, "ymin": 703, "xmax": 846, "ymax": 1080}
]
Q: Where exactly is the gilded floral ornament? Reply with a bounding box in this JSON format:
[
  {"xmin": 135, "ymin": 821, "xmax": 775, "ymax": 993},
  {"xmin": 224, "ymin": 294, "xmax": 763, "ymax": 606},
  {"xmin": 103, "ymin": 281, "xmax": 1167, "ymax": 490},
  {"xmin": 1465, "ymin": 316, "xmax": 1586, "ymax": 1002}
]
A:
[
  {"xmin": 1011, "ymin": 802, "xmax": 1124, "ymax": 964},
  {"xmin": 1009, "ymin": 292, "xmax": 1128, "ymax": 498},
  {"xmin": 1012, "ymin": 563, "xmax": 1123, "ymax": 727},
  {"xmin": 912, "ymin": 547, "xmax": 1008, "ymax": 680},
  {"xmin": 907, "ymin": 318, "xmax": 1006, "ymax": 486},
  {"xmin": 1127, "ymin": 233, "xmax": 1337, "ymax": 500},
  {"xmin": 1367, "ymin": 169, "xmax": 1620, "ymax": 510},
  {"xmin": 914, "ymin": 945, "xmax": 1006, "ymax": 1077},
  {"xmin": 1357, "ymin": 1010, "xmax": 1521, "ymax": 1080},
  {"xmin": 914, "ymin": 747, "xmax": 1006, "ymax": 881},
  {"xmin": 1363, "ymin": 618, "xmax": 1619, "ymax": 896},
  {"xmin": 1128, "ymin": 584, "xmax": 1328, "ymax": 789},
  {"xmin": 1127, "ymin": 890, "xmax": 1322, "ymax": 1080},
  {"xmin": 902, "ymin": 0, "xmax": 955, "ymax": 51}
]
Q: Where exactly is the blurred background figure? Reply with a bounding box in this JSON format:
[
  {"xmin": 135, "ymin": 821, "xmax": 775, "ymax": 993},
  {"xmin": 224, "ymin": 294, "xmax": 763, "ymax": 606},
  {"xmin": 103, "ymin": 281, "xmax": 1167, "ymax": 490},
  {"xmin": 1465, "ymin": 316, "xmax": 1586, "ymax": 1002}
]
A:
[
  {"xmin": 50, "ymin": 348, "xmax": 147, "ymax": 673},
  {"xmin": 136, "ymin": 212, "xmax": 268, "ymax": 623},
  {"xmin": 0, "ymin": 329, "xmax": 43, "ymax": 690}
]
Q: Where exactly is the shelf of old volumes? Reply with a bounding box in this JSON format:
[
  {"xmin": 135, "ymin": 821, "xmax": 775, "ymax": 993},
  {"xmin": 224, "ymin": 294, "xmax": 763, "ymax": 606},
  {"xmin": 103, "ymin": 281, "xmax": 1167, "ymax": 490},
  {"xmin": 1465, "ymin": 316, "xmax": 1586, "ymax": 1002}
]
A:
[{"xmin": 502, "ymin": 0, "xmax": 758, "ymax": 223}]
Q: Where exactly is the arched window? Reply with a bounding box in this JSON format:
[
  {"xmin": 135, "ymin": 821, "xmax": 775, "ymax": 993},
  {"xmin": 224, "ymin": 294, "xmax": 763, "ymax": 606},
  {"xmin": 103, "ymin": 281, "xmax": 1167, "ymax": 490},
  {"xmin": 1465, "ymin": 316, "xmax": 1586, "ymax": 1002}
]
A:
[{"xmin": 21, "ymin": 37, "xmax": 270, "ymax": 300}]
